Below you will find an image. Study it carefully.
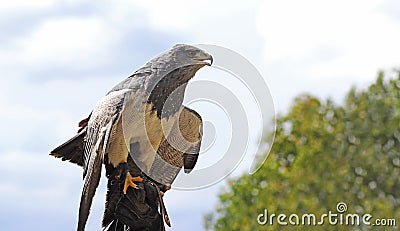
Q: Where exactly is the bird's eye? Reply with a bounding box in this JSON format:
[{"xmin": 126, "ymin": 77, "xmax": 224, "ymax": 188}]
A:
[{"xmin": 188, "ymin": 51, "xmax": 196, "ymax": 57}]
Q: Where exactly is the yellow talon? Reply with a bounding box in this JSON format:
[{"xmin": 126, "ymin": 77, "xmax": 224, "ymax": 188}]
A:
[{"xmin": 123, "ymin": 172, "xmax": 143, "ymax": 194}]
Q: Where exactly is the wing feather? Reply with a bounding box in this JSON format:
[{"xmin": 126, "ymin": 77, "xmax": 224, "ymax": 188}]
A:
[
  {"xmin": 149, "ymin": 106, "xmax": 202, "ymax": 184},
  {"xmin": 77, "ymin": 90, "xmax": 128, "ymax": 231}
]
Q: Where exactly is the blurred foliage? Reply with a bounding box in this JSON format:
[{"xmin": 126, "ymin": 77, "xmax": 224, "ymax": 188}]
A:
[{"xmin": 204, "ymin": 71, "xmax": 400, "ymax": 231}]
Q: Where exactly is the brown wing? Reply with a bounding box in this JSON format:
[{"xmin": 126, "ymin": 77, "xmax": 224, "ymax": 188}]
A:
[
  {"xmin": 149, "ymin": 107, "xmax": 203, "ymax": 184},
  {"xmin": 179, "ymin": 107, "xmax": 202, "ymax": 173}
]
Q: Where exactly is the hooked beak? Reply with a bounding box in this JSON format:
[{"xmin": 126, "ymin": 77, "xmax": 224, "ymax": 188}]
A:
[{"xmin": 194, "ymin": 53, "xmax": 213, "ymax": 66}]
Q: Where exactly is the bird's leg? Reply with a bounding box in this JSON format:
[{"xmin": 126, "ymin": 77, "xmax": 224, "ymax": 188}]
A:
[
  {"xmin": 123, "ymin": 171, "xmax": 143, "ymax": 194},
  {"xmin": 114, "ymin": 165, "xmax": 124, "ymax": 180}
]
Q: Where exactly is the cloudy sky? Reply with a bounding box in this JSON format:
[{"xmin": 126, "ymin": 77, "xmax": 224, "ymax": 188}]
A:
[{"xmin": 1, "ymin": 0, "xmax": 400, "ymax": 230}]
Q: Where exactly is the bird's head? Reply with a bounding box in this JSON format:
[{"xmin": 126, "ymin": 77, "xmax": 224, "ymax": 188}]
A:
[
  {"xmin": 141, "ymin": 44, "xmax": 213, "ymax": 117},
  {"xmin": 170, "ymin": 44, "xmax": 213, "ymax": 67}
]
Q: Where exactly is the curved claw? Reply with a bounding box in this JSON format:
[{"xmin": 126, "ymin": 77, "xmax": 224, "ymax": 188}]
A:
[{"xmin": 123, "ymin": 172, "xmax": 143, "ymax": 194}]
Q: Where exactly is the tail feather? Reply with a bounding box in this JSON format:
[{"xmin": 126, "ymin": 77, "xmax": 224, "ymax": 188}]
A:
[{"xmin": 50, "ymin": 128, "xmax": 86, "ymax": 167}]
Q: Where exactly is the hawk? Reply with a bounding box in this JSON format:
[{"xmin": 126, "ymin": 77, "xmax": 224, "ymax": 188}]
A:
[{"xmin": 50, "ymin": 44, "xmax": 212, "ymax": 230}]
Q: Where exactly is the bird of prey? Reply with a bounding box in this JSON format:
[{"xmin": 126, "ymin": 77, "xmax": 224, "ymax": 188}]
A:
[{"xmin": 50, "ymin": 44, "xmax": 212, "ymax": 231}]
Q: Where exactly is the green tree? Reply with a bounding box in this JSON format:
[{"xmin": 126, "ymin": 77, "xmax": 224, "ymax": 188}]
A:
[{"xmin": 205, "ymin": 71, "xmax": 400, "ymax": 231}]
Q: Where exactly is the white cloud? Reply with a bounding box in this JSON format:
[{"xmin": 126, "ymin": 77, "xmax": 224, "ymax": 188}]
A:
[
  {"xmin": 128, "ymin": 0, "xmax": 190, "ymax": 31},
  {"xmin": 0, "ymin": 0, "xmax": 55, "ymax": 12},
  {"xmin": 257, "ymin": 0, "xmax": 400, "ymax": 75},
  {"xmin": 125, "ymin": 0, "xmax": 260, "ymax": 31},
  {"xmin": 256, "ymin": 0, "xmax": 400, "ymax": 110},
  {"xmin": 258, "ymin": 0, "xmax": 376, "ymax": 59},
  {"xmin": 18, "ymin": 17, "xmax": 118, "ymax": 68}
]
